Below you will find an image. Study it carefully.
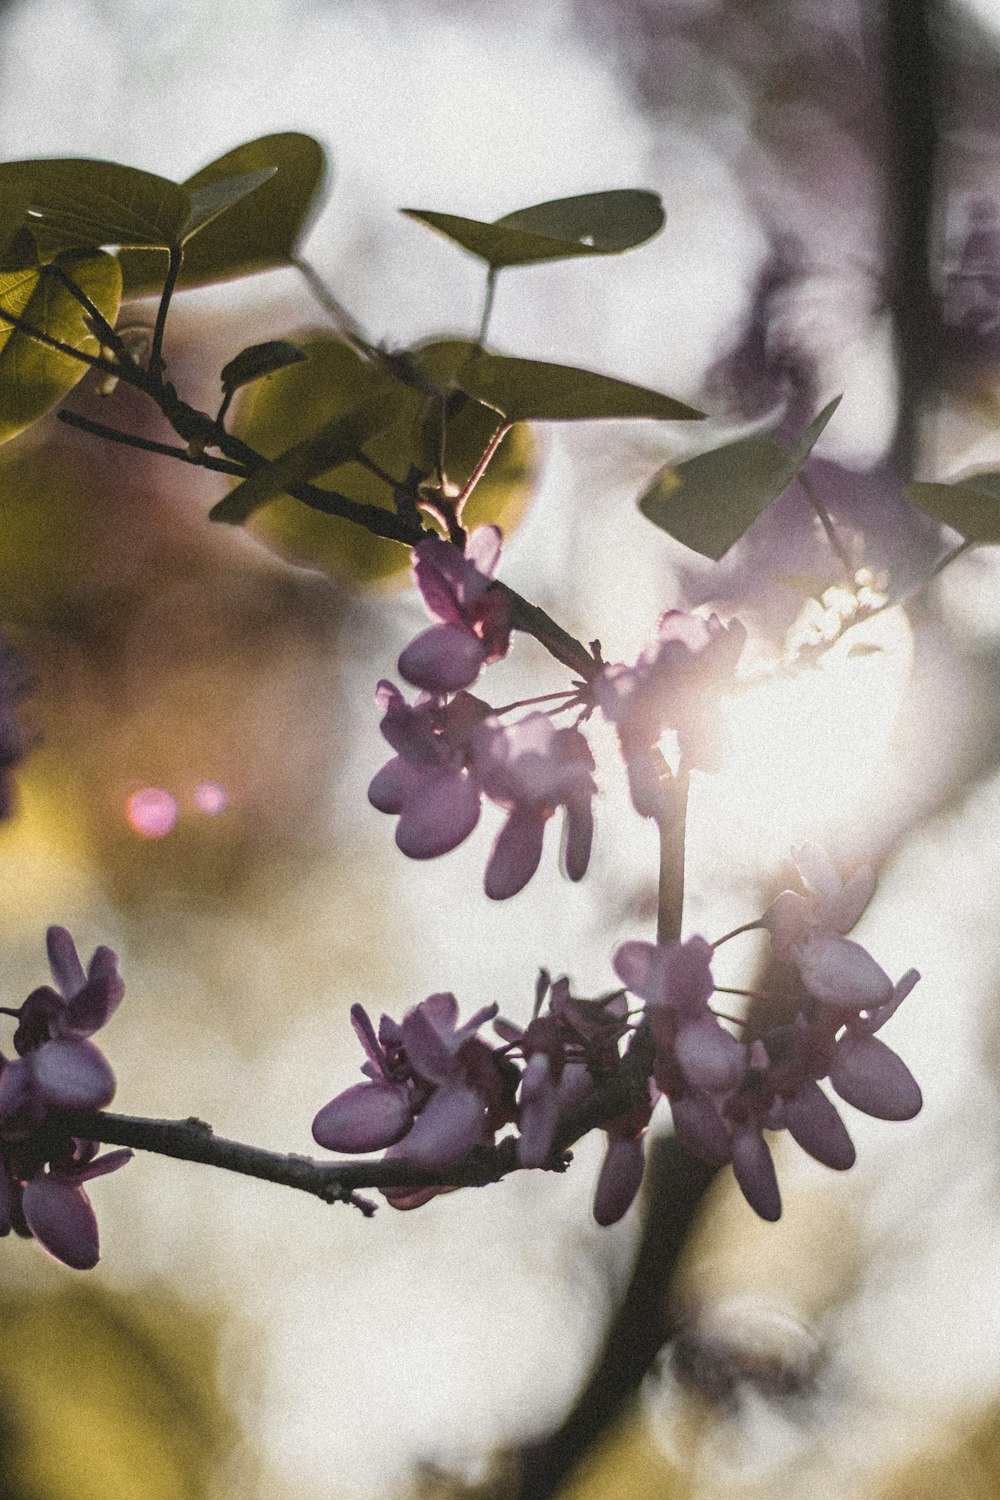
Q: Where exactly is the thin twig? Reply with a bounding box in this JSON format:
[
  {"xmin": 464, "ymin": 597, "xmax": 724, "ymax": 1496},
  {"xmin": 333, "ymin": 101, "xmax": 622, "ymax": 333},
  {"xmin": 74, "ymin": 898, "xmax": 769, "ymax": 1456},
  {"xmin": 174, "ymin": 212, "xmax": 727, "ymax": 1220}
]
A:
[{"xmin": 58, "ymin": 410, "xmax": 246, "ymax": 475}]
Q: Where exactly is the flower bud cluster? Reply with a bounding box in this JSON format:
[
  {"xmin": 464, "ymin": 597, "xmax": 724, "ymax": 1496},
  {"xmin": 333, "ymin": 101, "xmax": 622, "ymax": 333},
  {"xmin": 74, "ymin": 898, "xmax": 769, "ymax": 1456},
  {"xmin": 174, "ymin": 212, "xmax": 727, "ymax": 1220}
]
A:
[
  {"xmin": 369, "ymin": 528, "xmax": 597, "ymax": 898},
  {"xmin": 0, "ymin": 928, "xmax": 130, "ymax": 1269},
  {"xmin": 312, "ymin": 846, "xmax": 921, "ymax": 1226},
  {"xmin": 369, "ymin": 532, "xmax": 747, "ymax": 891}
]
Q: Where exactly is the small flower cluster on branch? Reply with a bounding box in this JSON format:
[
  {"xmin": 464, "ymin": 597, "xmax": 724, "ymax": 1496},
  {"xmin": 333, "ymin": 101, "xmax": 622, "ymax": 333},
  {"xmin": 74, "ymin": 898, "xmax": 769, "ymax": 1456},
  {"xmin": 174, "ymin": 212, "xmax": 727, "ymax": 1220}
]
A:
[
  {"xmin": 312, "ymin": 846, "xmax": 921, "ymax": 1226},
  {"xmin": 0, "ymin": 929, "xmax": 130, "ymax": 1269}
]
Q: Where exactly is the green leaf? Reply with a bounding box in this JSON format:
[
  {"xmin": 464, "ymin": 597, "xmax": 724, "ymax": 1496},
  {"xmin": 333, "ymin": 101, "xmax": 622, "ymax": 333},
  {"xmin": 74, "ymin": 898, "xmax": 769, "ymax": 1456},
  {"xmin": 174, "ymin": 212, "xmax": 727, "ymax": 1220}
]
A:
[
  {"xmin": 181, "ymin": 167, "xmax": 276, "ymax": 242},
  {"xmin": 0, "ymin": 158, "xmax": 191, "ymax": 251},
  {"xmin": 906, "ymin": 476, "xmax": 1000, "ymax": 545},
  {"xmin": 401, "ymin": 188, "xmax": 664, "ymax": 270},
  {"xmin": 227, "ymin": 332, "xmax": 535, "ymax": 584},
  {"xmin": 211, "ymin": 365, "xmax": 404, "ymax": 525},
  {"xmin": 220, "ymin": 339, "xmax": 306, "ymax": 393},
  {"xmin": 637, "ymin": 396, "xmax": 842, "ymax": 560},
  {"xmin": 119, "ymin": 133, "xmax": 328, "ymax": 298},
  {"xmin": 410, "ymin": 340, "xmax": 702, "ymax": 422},
  {"xmin": 0, "ymin": 250, "xmax": 122, "ymax": 442}
]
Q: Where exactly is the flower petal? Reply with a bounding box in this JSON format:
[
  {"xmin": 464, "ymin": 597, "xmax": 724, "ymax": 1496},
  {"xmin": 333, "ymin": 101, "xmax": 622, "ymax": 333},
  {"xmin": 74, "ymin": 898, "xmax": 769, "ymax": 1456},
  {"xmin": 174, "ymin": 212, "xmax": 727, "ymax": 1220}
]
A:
[
  {"xmin": 562, "ymin": 798, "xmax": 593, "ymax": 883},
  {"xmin": 829, "ymin": 1033, "xmax": 923, "ymax": 1121},
  {"xmin": 312, "ymin": 1080, "xmax": 413, "ymax": 1152},
  {"xmin": 33, "ymin": 1037, "xmax": 116, "ymax": 1110},
  {"xmin": 731, "ymin": 1126, "xmax": 782, "ymax": 1221},
  {"xmin": 674, "ymin": 1015, "xmax": 746, "ymax": 1092},
  {"xmin": 593, "ymin": 1136, "xmax": 646, "ymax": 1226},
  {"xmin": 398, "ymin": 623, "xmax": 486, "ymax": 693},
  {"xmin": 781, "ymin": 1081, "xmax": 856, "ymax": 1170},
  {"xmin": 396, "ymin": 770, "xmax": 481, "ymax": 860},
  {"xmin": 396, "ymin": 1082, "xmax": 486, "ymax": 1169},
  {"xmin": 22, "ymin": 1176, "xmax": 100, "ymax": 1270},
  {"xmin": 671, "ymin": 1091, "xmax": 731, "ymax": 1166},
  {"xmin": 484, "ymin": 807, "xmax": 547, "ymax": 900},
  {"xmin": 793, "ymin": 933, "xmax": 894, "ymax": 1011},
  {"xmin": 46, "ymin": 926, "xmax": 86, "ymax": 999}
]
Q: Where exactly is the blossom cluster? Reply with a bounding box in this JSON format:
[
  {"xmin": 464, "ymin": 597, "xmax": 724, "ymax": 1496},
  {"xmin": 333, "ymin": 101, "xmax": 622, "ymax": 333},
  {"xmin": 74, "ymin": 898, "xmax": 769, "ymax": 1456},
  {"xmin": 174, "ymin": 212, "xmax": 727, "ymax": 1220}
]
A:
[
  {"xmin": 312, "ymin": 845, "xmax": 921, "ymax": 1224},
  {"xmin": 368, "ymin": 528, "xmax": 746, "ymax": 894},
  {"xmin": 0, "ymin": 928, "xmax": 130, "ymax": 1269}
]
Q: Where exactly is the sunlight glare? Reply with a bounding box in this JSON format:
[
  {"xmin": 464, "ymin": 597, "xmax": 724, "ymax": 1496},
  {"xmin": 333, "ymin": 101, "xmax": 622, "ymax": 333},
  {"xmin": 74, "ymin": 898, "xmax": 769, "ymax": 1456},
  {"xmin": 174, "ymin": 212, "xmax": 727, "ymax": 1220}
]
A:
[{"xmin": 704, "ymin": 603, "xmax": 913, "ymax": 866}]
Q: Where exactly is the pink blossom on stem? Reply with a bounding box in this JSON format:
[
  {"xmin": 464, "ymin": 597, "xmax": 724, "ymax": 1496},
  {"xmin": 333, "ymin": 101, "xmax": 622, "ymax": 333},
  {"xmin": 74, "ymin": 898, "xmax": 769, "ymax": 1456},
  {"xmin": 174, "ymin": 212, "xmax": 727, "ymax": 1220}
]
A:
[
  {"xmin": 763, "ymin": 843, "xmax": 895, "ymax": 1011},
  {"xmin": 368, "ymin": 681, "xmax": 489, "ymax": 860},
  {"xmin": 398, "ymin": 527, "xmax": 511, "ymax": 693},
  {"xmin": 313, "ymin": 994, "xmax": 518, "ymax": 1202},
  {"xmin": 596, "ymin": 611, "xmax": 746, "ymax": 816},
  {"xmin": 474, "ymin": 714, "xmax": 597, "ymax": 899}
]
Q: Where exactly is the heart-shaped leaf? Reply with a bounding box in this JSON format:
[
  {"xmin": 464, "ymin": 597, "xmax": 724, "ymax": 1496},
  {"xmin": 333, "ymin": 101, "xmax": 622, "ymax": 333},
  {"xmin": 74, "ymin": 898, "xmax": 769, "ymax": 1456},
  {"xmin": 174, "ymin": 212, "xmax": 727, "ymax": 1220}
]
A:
[
  {"xmin": 0, "ymin": 158, "xmax": 191, "ymax": 252},
  {"xmin": 220, "ymin": 340, "xmax": 306, "ymax": 394},
  {"xmin": 637, "ymin": 396, "xmax": 842, "ymax": 560},
  {"xmin": 119, "ymin": 133, "xmax": 328, "ymax": 298},
  {"xmin": 0, "ymin": 250, "xmax": 122, "ymax": 442},
  {"xmin": 907, "ymin": 475, "xmax": 1000, "ymax": 545},
  {"xmin": 409, "ymin": 340, "xmax": 701, "ymax": 422},
  {"xmin": 181, "ymin": 168, "xmax": 276, "ymax": 242},
  {"xmin": 402, "ymin": 189, "xmax": 664, "ymax": 270}
]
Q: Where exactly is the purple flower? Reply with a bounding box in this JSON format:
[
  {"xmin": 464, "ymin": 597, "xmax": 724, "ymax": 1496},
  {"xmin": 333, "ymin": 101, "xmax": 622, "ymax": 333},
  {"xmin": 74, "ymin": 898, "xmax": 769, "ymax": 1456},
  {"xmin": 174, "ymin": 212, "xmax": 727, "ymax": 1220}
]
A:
[
  {"xmin": 398, "ymin": 527, "xmax": 511, "ymax": 693},
  {"xmin": 474, "ymin": 714, "xmax": 597, "ymax": 900},
  {"xmin": 9, "ymin": 1138, "xmax": 132, "ymax": 1271},
  {"xmin": 368, "ymin": 681, "xmax": 489, "ymax": 860},
  {"xmin": 313, "ymin": 994, "xmax": 518, "ymax": 1191},
  {"xmin": 496, "ymin": 973, "xmax": 631, "ymax": 1168},
  {"xmin": 0, "ymin": 927, "xmax": 123, "ymax": 1133},
  {"xmin": 763, "ymin": 844, "xmax": 896, "ymax": 1012},
  {"xmin": 596, "ymin": 611, "xmax": 746, "ymax": 816}
]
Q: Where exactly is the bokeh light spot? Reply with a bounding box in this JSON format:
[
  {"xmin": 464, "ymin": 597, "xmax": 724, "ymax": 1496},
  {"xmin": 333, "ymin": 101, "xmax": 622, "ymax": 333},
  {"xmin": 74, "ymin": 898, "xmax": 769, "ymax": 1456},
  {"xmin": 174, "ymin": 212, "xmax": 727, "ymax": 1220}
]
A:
[
  {"xmin": 126, "ymin": 786, "xmax": 178, "ymax": 839},
  {"xmin": 194, "ymin": 781, "xmax": 227, "ymax": 816}
]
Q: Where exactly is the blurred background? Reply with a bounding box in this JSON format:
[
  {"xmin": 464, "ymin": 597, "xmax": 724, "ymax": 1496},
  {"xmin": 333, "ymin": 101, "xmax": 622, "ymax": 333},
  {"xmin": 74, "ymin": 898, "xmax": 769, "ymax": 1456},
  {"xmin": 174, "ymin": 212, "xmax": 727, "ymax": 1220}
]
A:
[{"xmin": 0, "ymin": 0, "xmax": 999, "ymax": 1496}]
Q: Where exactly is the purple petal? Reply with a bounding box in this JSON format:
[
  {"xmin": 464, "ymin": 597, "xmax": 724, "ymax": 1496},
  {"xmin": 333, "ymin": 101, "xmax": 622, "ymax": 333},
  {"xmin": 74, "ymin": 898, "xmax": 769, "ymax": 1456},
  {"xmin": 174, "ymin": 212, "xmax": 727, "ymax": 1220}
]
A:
[
  {"xmin": 794, "ymin": 933, "xmax": 894, "ymax": 1011},
  {"xmin": 792, "ymin": 843, "xmax": 842, "ymax": 907},
  {"xmin": 312, "ymin": 1080, "xmax": 413, "ymax": 1152},
  {"xmin": 46, "ymin": 926, "xmax": 86, "ymax": 1000},
  {"xmin": 368, "ymin": 756, "xmax": 416, "ymax": 816},
  {"xmin": 674, "ymin": 1016, "xmax": 747, "ymax": 1092},
  {"xmin": 517, "ymin": 1055, "xmax": 561, "ymax": 1169},
  {"xmin": 71, "ymin": 1147, "xmax": 132, "ymax": 1182},
  {"xmin": 828, "ymin": 866, "xmax": 875, "ymax": 934},
  {"xmin": 861, "ymin": 969, "xmax": 921, "ymax": 1033},
  {"xmin": 730, "ymin": 1126, "xmax": 782, "ymax": 1221},
  {"xmin": 464, "ymin": 525, "xmax": 502, "ymax": 580},
  {"xmin": 562, "ymin": 798, "xmax": 593, "ymax": 883},
  {"xmin": 829, "ymin": 1033, "xmax": 923, "ymax": 1121},
  {"xmin": 401, "ymin": 1001, "xmax": 459, "ymax": 1084},
  {"xmin": 396, "ymin": 1082, "xmax": 486, "ymax": 1168},
  {"xmin": 33, "ymin": 1037, "xmax": 116, "ymax": 1110},
  {"xmin": 484, "ymin": 807, "xmax": 547, "ymax": 900},
  {"xmin": 412, "ymin": 536, "xmax": 487, "ymax": 619},
  {"xmin": 0, "ymin": 1057, "xmax": 32, "ymax": 1122},
  {"xmin": 780, "ymin": 1081, "xmax": 856, "ymax": 1170},
  {"xmin": 761, "ymin": 890, "xmax": 812, "ymax": 955},
  {"xmin": 612, "ymin": 940, "xmax": 657, "ymax": 1000},
  {"xmin": 66, "ymin": 968, "xmax": 124, "ymax": 1036},
  {"xmin": 395, "ymin": 770, "xmax": 481, "ymax": 860},
  {"xmin": 22, "ymin": 1176, "xmax": 100, "ymax": 1270},
  {"xmin": 671, "ymin": 1091, "xmax": 731, "ymax": 1166},
  {"xmin": 593, "ymin": 1136, "xmax": 646, "ymax": 1226},
  {"xmin": 349, "ymin": 1004, "xmax": 388, "ymax": 1076},
  {"xmin": 398, "ymin": 623, "xmax": 486, "ymax": 693}
]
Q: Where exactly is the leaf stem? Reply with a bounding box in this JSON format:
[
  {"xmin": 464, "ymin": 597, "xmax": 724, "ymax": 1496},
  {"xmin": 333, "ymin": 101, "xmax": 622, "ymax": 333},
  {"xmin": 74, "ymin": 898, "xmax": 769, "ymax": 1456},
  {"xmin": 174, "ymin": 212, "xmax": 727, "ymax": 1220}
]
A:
[
  {"xmin": 149, "ymin": 243, "xmax": 182, "ymax": 378},
  {"xmin": 454, "ymin": 420, "xmax": 511, "ymax": 517}
]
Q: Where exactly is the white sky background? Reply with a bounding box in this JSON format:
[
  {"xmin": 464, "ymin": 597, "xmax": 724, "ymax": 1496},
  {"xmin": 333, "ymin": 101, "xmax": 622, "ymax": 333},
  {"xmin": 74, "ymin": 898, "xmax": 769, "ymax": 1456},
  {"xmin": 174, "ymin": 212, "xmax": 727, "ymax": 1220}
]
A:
[{"xmin": 0, "ymin": 1, "xmax": 1000, "ymax": 1497}]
